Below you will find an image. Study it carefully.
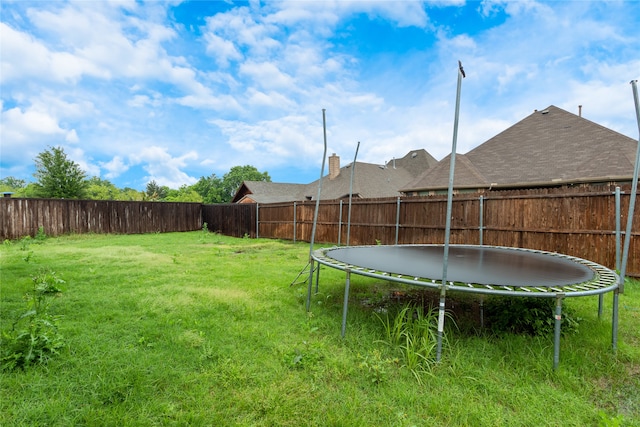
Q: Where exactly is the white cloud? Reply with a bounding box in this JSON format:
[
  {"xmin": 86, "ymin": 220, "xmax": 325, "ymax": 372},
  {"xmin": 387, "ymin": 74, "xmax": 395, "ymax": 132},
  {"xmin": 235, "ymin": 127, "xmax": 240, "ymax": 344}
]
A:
[
  {"xmin": 67, "ymin": 146, "xmax": 100, "ymax": 178},
  {"xmin": 239, "ymin": 61, "xmax": 295, "ymax": 90},
  {"xmin": 129, "ymin": 146, "xmax": 199, "ymax": 188},
  {"xmin": 246, "ymin": 88, "xmax": 295, "ymax": 109},
  {"xmin": 0, "ymin": 22, "xmax": 107, "ymax": 83},
  {"xmin": 101, "ymin": 156, "xmax": 129, "ymax": 179},
  {"xmin": 211, "ymin": 114, "xmax": 320, "ymax": 169},
  {"xmin": 204, "ymin": 33, "xmax": 243, "ymax": 68},
  {"xmin": 0, "ymin": 103, "xmax": 79, "ymax": 159},
  {"xmin": 66, "ymin": 129, "xmax": 79, "ymax": 143}
]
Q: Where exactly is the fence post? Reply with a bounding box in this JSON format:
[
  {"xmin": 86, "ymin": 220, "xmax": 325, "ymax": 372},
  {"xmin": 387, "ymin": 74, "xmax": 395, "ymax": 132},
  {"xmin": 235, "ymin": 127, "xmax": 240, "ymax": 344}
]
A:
[
  {"xmin": 338, "ymin": 200, "xmax": 343, "ymax": 246},
  {"xmin": 479, "ymin": 195, "xmax": 484, "ymax": 246},
  {"xmin": 256, "ymin": 203, "xmax": 259, "ymax": 239},
  {"xmin": 615, "ymin": 186, "xmax": 621, "ymax": 271},
  {"xmin": 601, "ymin": 186, "xmax": 622, "ymax": 318},
  {"xmin": 395, "ymin": 197, "xmax": 401, "ymax": 245},
  {"xmin": 293, "ymin": 202, "xmax": 297, "ymax": 243}
]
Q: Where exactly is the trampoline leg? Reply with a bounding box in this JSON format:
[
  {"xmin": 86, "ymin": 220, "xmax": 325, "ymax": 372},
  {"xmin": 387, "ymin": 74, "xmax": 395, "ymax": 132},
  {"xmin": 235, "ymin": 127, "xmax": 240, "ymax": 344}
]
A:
[
  {"xmin": 553, "ymin": 296, "xmax": 563, "ymax": 370},
  {"xmin": 436, "ymin": 291, "xmax": 446, "ymax": 362},
  {"xmin": 306, "ymin": 259, "xmax": 314, "ymax": 311},
  {"xmin": 315, "ymin": 263, "xmax": 321, "ymax": 294},
  {"xmin": 479, "ymin": 296, "xmax": 485, "ymax": 330},
  {"xmin": 612, "ymin": 289, "xmax": 620, "ymax": 354},
  {"xmin": 341, "ymin": 270, "xmax": 351, "ymax": 338},
  {"xmin": 598, "ymin": 294, "xmax": 603, "ymax": 319}
]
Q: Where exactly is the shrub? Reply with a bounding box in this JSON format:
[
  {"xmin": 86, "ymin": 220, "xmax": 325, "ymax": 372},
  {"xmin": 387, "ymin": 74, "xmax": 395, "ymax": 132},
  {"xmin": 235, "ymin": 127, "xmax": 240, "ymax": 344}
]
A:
[{"xmin": 484, "ymin": 297, "xmax": 581, "ymax": 336}]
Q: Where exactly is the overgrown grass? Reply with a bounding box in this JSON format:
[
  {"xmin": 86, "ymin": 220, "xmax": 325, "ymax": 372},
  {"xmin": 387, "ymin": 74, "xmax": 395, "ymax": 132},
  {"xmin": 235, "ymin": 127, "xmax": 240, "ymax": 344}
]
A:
[{"xmin": 1, "ymin": 232, "xmax": 638, "ymax": 426}]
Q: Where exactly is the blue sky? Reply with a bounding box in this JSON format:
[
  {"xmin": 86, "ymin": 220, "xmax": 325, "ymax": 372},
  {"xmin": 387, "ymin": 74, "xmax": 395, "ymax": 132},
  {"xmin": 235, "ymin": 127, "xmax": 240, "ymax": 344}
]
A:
[{"xmin": 1, "ymin": 0, "xmax": 639, "ymax": 190}]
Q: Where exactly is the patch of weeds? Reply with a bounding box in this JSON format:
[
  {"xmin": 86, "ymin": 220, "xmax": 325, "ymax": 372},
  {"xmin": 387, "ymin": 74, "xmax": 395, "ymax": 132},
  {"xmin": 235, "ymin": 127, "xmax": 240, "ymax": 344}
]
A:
[
  {"xmin": 32, "ymin": 268, "xmax": 66, "ymax": 294},
  {"xmin": 285, "ymin": 341, "xmax": 325, "ymax": 371},
  {"xmin": 212, "ymin": 357, "xmax": 254, "ymax": 389},
  {"xmin": 376, "ymin": 303, "xmax": 440, "ymax": 384},
  {"xmin": 1, "ymin": 269, "xmax": 65, "ymax": 370},
  {"xmin": 358, "ymin": 349, "xmax": 396, "ymax": 385},
  {"xmin": 22, "ymin": 250, "xmax": 34, "ymax": 263},
  {"xmin": 35, "ymin": 226, "xmax": 47, "ymax": 242},
  {"xmin": 19, "ymin": 235, "xmax": 32, "ymax": 251},
  {"xmin": 597, "ymin": 410, "xmax": 625, "ymax": 427},
  {"xmin": 17, "ymin": 227, "xmax": 46, "ymax": 251},
  {"xmin": 137, "ymin": 336, "xmax": 155, "ymax": 348},
  {"xmin": 199, "ymin": 222, "xmax": 209, "ymax": 243},
  {"xmin": 312, "ymin": 292, "xmax": 333, "ymax": 307},
  {"xmin": 198, "ymin": 343, "xmax": 216, "ymax": 367},
  {"xmin": 484, "ymin": 297, "xmax": 581, "ymax": 336}
]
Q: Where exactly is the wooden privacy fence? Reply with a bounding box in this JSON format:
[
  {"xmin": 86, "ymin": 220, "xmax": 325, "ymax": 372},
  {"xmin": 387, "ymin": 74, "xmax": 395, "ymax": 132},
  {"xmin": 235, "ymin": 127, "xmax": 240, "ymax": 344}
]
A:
[
  {"xmin": 256, "ymin": 186, "xmax": 639, "ymax": 277},
  {"xmin": 1, "ymin": 186, "xmax": 638, "ymax": 275},
  {"xmin": 0, "ymin": 198, "xmax": 202, "ymax": 239},
  {"xmin": 202, "ymin": 203, "xmax": 256, "ymax": 238}
]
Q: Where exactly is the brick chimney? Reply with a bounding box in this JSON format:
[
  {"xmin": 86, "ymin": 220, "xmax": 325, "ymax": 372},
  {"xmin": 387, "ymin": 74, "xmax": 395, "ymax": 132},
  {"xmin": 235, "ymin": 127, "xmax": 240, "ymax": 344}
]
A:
[{"xmin": 328, "ymin": 153, "xmax": 340, "ymax": 180}]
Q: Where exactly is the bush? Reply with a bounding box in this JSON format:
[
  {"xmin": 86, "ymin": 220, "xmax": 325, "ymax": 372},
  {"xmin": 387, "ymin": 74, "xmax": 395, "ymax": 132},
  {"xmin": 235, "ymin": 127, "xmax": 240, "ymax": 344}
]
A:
[{"xmin": 484, "ymin": 297, "xmax": 581, "ymax": 336}]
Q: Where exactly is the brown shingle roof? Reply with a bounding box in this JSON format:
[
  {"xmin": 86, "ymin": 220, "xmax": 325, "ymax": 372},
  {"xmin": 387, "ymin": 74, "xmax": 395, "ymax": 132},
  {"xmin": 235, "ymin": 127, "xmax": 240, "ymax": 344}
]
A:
[
  {"xmin": 312, "ymin": 161, "xmax": 413, "ymax": 200},
  {"xmin": 232, "ymin": 181, "xmax": 308, "ymax": 203},
  {"xmin": 403, "ymin": 105, "xmax": 638, "ymax": 192},
  {"xmin": 233, "ymin": 149, "xmax": 438, "ymax": 203}
]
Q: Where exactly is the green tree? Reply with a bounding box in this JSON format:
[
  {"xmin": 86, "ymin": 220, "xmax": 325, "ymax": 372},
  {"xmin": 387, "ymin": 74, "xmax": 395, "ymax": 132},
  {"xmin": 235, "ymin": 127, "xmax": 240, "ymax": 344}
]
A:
[
  {"xmin": 32, "ymin": 146, "xmax": 88, "ymax": 199},
  {"xmin": 145, "ymin": 180, "xmax": 168, "ymax": 200},
  {"xmin": 165, "ymin": 185, "xmax": 204, "ymax": 203},
  {"xmin": 220, "ymin": 165, "xmax": 270, "ymax": 203},
  {"xmin": 0, "ymin": 176, "xmax": 26, "ymax": 191},
  {"xmin": 193, "ymin": 174, "xmax": 223, "ymax": 204},
  {"xmin": 86, "ymin": 177, "xmax": 121, "ymax": 200},
  {"xmin": 120, "ymin": 187, "xmax": 145, "ymax": 201}
]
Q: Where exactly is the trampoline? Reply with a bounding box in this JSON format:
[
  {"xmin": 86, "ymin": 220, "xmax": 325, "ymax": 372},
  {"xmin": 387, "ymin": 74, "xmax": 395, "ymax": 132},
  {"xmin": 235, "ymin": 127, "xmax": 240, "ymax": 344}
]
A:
[
  {"xmin": 310, "ymin": 244, "xmax": 620, "ymax": 369},
  {"xmin": 302, "ymin": 68, "xmax": 635, "ymax": 370}
]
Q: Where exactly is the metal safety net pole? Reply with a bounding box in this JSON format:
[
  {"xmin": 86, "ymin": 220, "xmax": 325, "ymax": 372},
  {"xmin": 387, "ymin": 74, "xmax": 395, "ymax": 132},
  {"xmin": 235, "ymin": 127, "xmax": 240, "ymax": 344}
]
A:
[
  {"xmin": 436, "ymin": 61, "xmax": 466, "ymax": 362},
  {"xmin": 306, "ymin": 109, "xmax": 328, "ymax": 311},
  {"xmin": 614, "ymin": 79, "xmax": 640, "ymax": 352},
  {"xmin": 620, "ymin": 80, "xmax": 640, "ymax": 293},
  {"xmin": 346, "ymin": 141, "xmax": 360, "ymax": 246}
]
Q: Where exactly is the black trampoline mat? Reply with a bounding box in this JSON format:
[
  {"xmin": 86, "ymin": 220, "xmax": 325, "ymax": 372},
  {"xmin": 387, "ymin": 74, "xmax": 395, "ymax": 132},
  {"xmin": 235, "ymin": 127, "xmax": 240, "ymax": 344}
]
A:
[{"xmin": 325, "ymin": 245, "xmax": 595, "ymax": 288}]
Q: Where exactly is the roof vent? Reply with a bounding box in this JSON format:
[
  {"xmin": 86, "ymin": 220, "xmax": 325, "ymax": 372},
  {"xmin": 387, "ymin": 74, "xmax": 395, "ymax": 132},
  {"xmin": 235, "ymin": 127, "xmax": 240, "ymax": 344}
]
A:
[
  {"xmin": 541, "ymin": 109, "xmax": 549, "ymax": 114},
  {"xmin": 411, "ymin": 152, "xmax": 417, "ymax": 158}
]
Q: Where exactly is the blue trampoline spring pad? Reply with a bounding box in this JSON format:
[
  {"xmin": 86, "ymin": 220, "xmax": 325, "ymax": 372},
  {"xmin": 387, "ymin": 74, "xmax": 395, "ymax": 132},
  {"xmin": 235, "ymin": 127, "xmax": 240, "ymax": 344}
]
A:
[{"xmin": 324, "ymin": 245, "xmax": 596, "ymax": 288}]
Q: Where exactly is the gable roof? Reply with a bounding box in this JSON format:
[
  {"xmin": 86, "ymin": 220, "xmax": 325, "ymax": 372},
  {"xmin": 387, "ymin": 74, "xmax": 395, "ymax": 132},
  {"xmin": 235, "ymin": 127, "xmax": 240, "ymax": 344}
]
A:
[
  {"xmin": 232, "ymin": 181, "xmax": 309, "ymax": 203},
  {"xmin": 402, "ymin": 105, "xmax": 638, "ymax": 192},
  {"xmin": 388, "ymin": 149, "xmax": 439, "ymax": 176},
  {"xmin": 232, "ymin": 149, "xmax": 438, "ymax": 203}
]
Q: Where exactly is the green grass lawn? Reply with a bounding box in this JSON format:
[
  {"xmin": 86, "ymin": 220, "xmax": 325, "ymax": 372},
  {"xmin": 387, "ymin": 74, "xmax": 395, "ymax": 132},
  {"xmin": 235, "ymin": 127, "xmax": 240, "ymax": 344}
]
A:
[{"xmin": 1, "ymin": 231, "xmax": 638, "ymax": 426}]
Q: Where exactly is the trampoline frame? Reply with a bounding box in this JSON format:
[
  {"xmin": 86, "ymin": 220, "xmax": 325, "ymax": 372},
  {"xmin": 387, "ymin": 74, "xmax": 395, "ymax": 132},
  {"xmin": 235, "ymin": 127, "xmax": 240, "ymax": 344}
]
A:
[{"xmin": 310, "ymin": 244, "xmax": 620, "ymax": 369}]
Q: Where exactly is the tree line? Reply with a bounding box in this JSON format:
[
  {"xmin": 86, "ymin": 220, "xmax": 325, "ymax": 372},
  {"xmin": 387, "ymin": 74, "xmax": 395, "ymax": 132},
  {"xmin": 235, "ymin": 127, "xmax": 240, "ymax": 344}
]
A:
[{"xmin": 0, "ymin": 146, "xmax": 270, "ymax": 203}]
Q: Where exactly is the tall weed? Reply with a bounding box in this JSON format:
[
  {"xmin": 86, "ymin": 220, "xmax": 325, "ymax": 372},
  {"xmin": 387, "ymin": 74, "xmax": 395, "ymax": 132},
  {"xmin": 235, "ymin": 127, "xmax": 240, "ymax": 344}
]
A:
[
  {"xmin": 1, "ymin": 269, "xmax": 65, "ymax": 370},
  {"xmin": 376, "ymin": 303, "xmax": 440, "ymax": 383}
]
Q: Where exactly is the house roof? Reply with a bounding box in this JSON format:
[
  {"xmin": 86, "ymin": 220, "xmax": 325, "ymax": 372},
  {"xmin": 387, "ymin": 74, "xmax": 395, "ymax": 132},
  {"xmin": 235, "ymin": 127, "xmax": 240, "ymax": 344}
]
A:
[
  {"xmin": 313, "ymin": 161, "xmax": 414, "ymax": 200},
  {"xmin": 388, "ymin": 149, "xmax": 439, "ymax": 176},
  {"xmin": 402, "ymin": 105, "xmax": 638, "ymax": 192},
  {"xmin": 232, "ymin": 181, "xmax": 308, "ymax": 203},
  {"xmin": 232, "ymin": 149, "xmax": 437, "ymax": 203}
]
